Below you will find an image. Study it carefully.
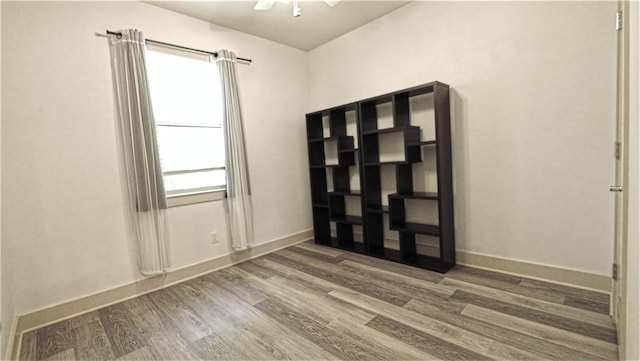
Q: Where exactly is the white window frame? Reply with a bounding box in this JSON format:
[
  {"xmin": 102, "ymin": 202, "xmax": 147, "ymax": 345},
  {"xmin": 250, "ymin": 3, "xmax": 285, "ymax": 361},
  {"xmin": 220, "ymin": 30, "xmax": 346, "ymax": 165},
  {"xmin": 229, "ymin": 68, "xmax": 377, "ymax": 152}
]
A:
[{"xmin": 146, "ymin": 44, "xmax": 226, "ymax": 207}]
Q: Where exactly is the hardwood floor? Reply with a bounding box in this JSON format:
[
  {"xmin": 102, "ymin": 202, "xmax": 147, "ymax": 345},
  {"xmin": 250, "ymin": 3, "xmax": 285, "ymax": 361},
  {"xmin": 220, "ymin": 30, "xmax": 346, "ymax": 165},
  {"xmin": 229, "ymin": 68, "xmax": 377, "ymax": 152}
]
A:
[{"xmin": 19, "ymin": 241, "xmax": 617, "ymax": 360}]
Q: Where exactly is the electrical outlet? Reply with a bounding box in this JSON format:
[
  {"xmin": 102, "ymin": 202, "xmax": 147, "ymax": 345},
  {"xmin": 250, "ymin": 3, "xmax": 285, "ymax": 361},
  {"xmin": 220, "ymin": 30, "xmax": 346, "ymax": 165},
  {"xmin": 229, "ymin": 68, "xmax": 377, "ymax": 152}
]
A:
[{"xmin": 210, "ymin": 231, "xmax": 219, "ymax": 244}]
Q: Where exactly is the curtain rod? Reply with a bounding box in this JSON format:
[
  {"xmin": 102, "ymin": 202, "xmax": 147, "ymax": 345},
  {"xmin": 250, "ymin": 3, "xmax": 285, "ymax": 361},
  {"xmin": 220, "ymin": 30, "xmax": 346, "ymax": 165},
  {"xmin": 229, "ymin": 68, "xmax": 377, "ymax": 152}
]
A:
[{"xmin": 105, "ymin": 30, "xmax": 252, "ymax": 63}]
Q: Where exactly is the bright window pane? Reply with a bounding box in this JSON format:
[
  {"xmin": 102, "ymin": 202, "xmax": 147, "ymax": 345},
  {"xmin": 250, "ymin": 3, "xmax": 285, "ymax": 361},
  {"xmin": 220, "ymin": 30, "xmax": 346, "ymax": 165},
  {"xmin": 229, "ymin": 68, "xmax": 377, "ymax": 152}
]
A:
[
  {"xmin": 146, "ymin": 47, "xmax": 226, "ymax": 195},
  {"xmin": 146, "ymin": 50, "xmax": 222, "ymax": 127},
  {"xmin": 156, "ymin": 126, "xmax": 224, "ymax": 172},
  {"xmin": 164, "ymin": 170, "xmax": 226, "ymax": 194}
]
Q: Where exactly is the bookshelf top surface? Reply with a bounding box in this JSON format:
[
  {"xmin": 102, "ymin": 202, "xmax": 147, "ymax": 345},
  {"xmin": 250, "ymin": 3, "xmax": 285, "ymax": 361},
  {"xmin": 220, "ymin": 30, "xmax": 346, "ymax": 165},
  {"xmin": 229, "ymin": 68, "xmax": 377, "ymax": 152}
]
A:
[{"xmin": 305, "ymin": 81, "xmax": 449, "ymax": 116}]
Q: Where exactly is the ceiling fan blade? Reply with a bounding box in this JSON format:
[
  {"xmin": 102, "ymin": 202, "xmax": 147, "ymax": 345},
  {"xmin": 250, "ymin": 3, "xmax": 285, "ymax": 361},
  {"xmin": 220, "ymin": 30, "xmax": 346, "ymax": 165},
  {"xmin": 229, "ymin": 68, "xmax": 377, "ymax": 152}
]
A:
[
  {"xmin": 323, "ymin": 0, "xmax": 340, "ymax": 7},
  {"xmin": 254, "ymin": 0, "xmax": 275, "ymax": 10}
]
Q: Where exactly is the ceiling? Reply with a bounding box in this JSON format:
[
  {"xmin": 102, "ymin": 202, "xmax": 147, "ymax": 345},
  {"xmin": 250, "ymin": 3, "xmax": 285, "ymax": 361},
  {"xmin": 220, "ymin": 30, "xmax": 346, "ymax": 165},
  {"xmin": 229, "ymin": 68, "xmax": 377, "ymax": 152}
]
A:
[{"xmin": 146, "ymin": 1, "xmax": 410, "ymax": 51}]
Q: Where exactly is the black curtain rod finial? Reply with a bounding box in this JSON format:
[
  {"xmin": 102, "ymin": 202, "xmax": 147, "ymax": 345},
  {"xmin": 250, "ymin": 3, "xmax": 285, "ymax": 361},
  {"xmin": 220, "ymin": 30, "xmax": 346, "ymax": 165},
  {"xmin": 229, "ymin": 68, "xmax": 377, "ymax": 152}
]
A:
[{"xmin": 106, "ymin": 30, "xmax": 122, "ymax": 39}]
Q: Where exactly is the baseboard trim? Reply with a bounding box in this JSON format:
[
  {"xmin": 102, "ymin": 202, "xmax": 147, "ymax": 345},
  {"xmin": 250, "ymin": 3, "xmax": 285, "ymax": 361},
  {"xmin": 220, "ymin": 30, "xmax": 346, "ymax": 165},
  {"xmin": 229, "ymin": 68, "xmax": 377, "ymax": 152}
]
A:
[
  {"xmin": 5, "ymin": 315, "xmax": 18, "ymax": 361},
  {"xmin": 11, "ymin": 229, "xmax": 313, "ymax": 359},
  {"xmin": 457, "ymin": 250, "xmax": 611, "ymax": 293}
]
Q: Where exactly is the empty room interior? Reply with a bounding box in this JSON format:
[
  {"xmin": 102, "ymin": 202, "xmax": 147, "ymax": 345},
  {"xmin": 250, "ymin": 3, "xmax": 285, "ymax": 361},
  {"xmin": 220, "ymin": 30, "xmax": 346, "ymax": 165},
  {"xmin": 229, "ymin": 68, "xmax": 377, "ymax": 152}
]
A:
[{"xmin": 1, "ymin": 0, "xmax": 639, "ymax": 360}]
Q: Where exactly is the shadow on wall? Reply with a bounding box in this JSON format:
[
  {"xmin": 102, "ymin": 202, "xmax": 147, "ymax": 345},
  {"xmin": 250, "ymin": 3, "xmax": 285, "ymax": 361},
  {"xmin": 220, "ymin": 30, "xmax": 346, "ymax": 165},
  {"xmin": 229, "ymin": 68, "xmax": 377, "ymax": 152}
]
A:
[{"xmin": 450, "ymin": 89, "xmax": 468, "ymax": 252}]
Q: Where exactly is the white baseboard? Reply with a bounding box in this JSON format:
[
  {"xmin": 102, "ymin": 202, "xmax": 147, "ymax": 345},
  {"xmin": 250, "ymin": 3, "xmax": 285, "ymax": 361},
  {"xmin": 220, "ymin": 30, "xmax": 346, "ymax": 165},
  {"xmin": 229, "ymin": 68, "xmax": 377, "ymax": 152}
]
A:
[
  {"xmin": 333, "ymin": 235, "xmax": 610, "ymax": 293},
  {"xmin": 11, "ymin": 229, "xmax": 313, "ymax": 360},
  {"xmin": 456, "ymin": 250, "xmax": 611, "ymax": 293},
  {"xmin": 5, "ymin": 315, "xmax": 18, "ymax": 361}
]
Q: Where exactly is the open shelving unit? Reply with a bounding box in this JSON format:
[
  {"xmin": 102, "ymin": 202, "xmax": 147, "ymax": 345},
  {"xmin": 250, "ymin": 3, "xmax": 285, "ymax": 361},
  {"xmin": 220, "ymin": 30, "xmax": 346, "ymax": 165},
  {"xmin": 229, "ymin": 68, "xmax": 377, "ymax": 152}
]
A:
[
  {"xmin": 306, "ymin": 81, "xmax": 455, "ymax": 273},
  {"xmin": 306, "ymin": 103, "xmax": 366, "ymax": 254}
]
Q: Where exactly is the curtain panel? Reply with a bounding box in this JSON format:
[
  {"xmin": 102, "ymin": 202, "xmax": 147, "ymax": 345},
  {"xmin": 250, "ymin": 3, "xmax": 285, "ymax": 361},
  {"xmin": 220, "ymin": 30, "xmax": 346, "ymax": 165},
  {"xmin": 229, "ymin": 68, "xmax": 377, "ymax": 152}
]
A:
[
  {"xmin": 108, "ymin": 29, "xmax": 170, "ymax": 275},
  {"xmin": 215, "ymin": 49, "xmax": 254, "ymax": 251}
]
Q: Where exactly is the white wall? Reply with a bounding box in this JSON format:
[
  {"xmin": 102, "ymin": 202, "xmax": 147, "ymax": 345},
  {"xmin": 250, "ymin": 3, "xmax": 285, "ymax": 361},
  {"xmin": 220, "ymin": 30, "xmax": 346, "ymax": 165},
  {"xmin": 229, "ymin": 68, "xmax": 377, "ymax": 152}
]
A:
[
  {"xmin": 309, "ymin": 1, "xmax": 617, "ymax": 276},
  {"xmin": 0, "ymin": 2, "xmax": 10, "ymax": 357},
  {"xmin": 0, "ymin": 0, "xmax": 3, "ymax": 346},
  {"xmin": 1, "ymin": 1, "xmax": 311, "ymax": 315},
  {"xmin": 0, "ymin": 1, "xmax": 15, "ymax": 355},
  {"xmin": 625, "ymin": 1, "xmax": 639, "ymax": 359}
]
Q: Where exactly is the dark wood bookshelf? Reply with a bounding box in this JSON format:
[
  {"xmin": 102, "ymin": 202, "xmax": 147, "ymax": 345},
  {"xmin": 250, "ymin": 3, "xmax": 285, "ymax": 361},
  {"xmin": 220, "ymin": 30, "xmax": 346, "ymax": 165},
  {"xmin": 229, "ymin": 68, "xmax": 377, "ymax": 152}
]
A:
[
  {"xmin": 306, "ymin": 103, "xmax": 366, "ymax": 255},
  {"xmin": 361, "ymin": 125, "xmax": 419, "ymax": 135},
  {"xmin": 329, "ymin": 215, "xmax": 364, "ymax": 225},
  {"xmin": 366, "ymin": 205, "xmax": 389, "ymax": 214},
  {"xmin": 328, "ymin": 191, "xmax": 361, "ymax": 196},
  {"xmin": 389, "ymin": 221, "xmax": 440, "ymax": 236},
  {"xmin": 306, "ymin": 81, "xmax": 455, "ymax": 273},
  {"xmin": 315, "ymin": 237, "xmax": 367, "ymax": 254},
  {"xmin": 389, "ymin": 192, "xmax": 439, "ymax": 200}
]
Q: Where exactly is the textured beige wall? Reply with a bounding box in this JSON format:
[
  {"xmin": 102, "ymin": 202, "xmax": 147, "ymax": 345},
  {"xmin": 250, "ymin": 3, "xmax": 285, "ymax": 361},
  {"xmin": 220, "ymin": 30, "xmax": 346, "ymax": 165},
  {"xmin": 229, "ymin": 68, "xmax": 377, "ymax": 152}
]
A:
[
  {"xmin": 625, "ymin": 1, "xmax": 639, "ymax": 358},
  {"xmin": 309, "ymin": 1, "xmax": 617, "ymax": 277}
]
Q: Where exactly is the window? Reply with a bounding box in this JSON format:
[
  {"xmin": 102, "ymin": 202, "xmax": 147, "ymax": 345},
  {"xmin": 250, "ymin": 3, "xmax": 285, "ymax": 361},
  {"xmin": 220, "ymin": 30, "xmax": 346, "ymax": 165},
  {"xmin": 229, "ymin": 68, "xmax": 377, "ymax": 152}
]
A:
[{"xmin": 145, "ymin": 46, "xmax": 225, "ymax": 199}]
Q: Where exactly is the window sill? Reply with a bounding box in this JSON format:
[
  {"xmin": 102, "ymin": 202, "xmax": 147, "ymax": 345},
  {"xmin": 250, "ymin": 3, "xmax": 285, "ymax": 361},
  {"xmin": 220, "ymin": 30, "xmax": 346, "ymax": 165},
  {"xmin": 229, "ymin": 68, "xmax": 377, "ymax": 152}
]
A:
[{"xmin": 166, "ymin": 189, "xmax": 226, "ymax": 208}]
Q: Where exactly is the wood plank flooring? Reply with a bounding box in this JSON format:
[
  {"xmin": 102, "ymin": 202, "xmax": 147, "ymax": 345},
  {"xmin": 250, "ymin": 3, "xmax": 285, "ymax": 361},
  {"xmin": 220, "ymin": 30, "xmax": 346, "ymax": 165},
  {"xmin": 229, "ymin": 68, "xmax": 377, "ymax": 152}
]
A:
[{"xmin": 19, "ymin": 241, "xmax": 617, "ymax": 360}]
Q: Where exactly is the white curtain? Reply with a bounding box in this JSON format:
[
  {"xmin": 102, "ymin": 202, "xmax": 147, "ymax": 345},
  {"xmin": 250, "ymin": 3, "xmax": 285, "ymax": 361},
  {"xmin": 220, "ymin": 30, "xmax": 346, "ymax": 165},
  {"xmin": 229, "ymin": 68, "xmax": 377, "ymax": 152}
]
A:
[
  {"xmin": 108, "ymin": 29, "xmax": 170, "ymax": 275},
  {"xmin": 215, "ymin": 50, "xmax": 254, "ymax": 251}
]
